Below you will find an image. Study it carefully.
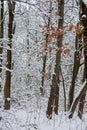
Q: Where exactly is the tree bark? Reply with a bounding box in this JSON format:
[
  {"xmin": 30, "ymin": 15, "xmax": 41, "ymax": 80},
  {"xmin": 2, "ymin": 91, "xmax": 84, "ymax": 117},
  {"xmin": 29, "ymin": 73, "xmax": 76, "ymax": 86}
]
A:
[
  {"xmin": 46, "ymin": 0, "xmax": 64, "ymax": 118},
  {"xmin": 69, "ymin": 81, "xmax": 87, "ymax": 119},
  {"xmin": 68, "ymin": 0, "xmax": 84, "ymax": 110},
  {"xmin": 68, "ymin": 50, "xmax": 80, "ymax": 109},
  {"xmin": 4, "ymin": 0, "xmax": 15, "ymax": 110},
  {"xmin": 0, "ymin": 0, "xmax": 4, "ymax": 92},
  {"xmin": 78, "ymin": 64, "xmax": 86, "ymax": 118},
  {"xmin": 40, "ymin": 0, "xmax": 52, "ymax": 95},
  {"xmin": 78, "ymin": 0, "xmax": 87, "ymax": 119}
]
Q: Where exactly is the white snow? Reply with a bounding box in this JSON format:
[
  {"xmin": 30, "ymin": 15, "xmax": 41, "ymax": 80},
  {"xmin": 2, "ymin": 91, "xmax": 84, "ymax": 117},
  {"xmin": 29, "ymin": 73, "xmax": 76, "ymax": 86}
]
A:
[
  {"xmin": 7, "ymin": 98, "xmax": 11, "ymax": 101},
  {"xmin": 15, "ymin": 110, "xmax": 27, "ymax": 126},
  {"xmin": 83, "ymin": 0, "xmax": 87, "ymax": 4},
  {"xmin": 0, "ymin": 109, "xmax": 87, "ymax": 130}
]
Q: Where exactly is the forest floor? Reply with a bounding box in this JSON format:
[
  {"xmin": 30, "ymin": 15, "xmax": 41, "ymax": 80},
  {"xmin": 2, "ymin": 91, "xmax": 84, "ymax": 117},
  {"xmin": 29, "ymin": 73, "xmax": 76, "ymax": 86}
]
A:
[{"xmin": 0, "ymin": 107, "xmax": 87, "ymax": 130}]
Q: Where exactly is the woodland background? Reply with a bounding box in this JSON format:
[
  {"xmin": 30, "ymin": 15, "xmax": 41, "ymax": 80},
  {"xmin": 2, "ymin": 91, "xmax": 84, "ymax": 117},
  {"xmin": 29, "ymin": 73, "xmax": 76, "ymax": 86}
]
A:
[{"xmin": 0, "ymin": 0, "xmax": 87, "ymax": 130}]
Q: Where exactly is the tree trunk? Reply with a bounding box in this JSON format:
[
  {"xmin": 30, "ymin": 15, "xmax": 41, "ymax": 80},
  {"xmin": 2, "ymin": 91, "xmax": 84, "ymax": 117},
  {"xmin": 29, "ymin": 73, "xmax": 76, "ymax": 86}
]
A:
[
  {"xmin": 69, "ymin": 81, "xmax": 87, "ymax": 119},
  {"xmin": 60, "ymin": 67, "xmax": 66, "ymax": 111},
  {"xmin": 0, "ymin": 0, "xmax": 4, "ymax": 92},
  {"xmin": 46, "ymin": 0, "xmax": 64, "ymax": 118},
  {"xmin": 78, "ymin": 65, "xmax": 86, "ymax": 118},
  {"xmin": 4, "ymin": 1, "xmax": 15, "ymax": 110},
  {"xmin": 78, "ymin": 0, "xmax": 87, "ymax": 119},
  {"xmin": 68, "ymin": 50, "xmax": 80, "ymax": 109},
  {"xmin": 69, "ymin": 0, "xmax": 87, "ymax": 118},
  {"xmin": 40, "ymin": 0, "xmax": 52, "ymax": 95},
  {"xmin": 68, "ymin": 0, "xmax": 83, "ymax": 110},
  {"xmin": 0, "ymin": 0, "xmax": 4, "ymax": 38}
]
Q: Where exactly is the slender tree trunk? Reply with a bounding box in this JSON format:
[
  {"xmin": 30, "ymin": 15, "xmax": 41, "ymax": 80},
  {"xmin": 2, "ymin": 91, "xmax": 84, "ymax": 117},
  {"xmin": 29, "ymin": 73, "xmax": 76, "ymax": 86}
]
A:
[
  {"xmin": 68, "ymin": 0, "xmax": 83, "ymax": 110},
  {"xmin": 60, "ymin": 67, "xmax": 66, "ymax": 111},
  {"xmin": 0, "ymin": 0, "xmax": 4, "ymax": 92},
  {"xmin": 78, "ymin": 65, "xmax": 86, "ymax": 118},
  {"xmin": 78, "ymin": 36, "xmax": 87, "ymax": 117},
  {"xmin": 78, "ymin": 0, "xmax": 87, "ymax": 119},
  {"xmin": 26, "ymin": 19, "xmax": 30, "ymax": 86},
  {"xmin": 0, "ymin": 0, "xmax": 4, "ymax": 38},
  {"xmin": 68, "ymin": 50, "xmax": 80, "ymax": 109},
  {"xmin": 46, "ymin": 0, "xmax": 64, "ymax": 119},
  {"xmin": 40, "ymin": 0, "xmax": 52, "ymax": 95},
  {"xmin": 4, "ymin": 1, "xmax": 15, "ymax": 110}
]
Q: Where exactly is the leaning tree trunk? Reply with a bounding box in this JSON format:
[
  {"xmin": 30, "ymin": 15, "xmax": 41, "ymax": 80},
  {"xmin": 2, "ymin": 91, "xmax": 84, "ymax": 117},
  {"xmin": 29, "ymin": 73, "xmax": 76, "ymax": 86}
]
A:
[
  {"xmin": 46, "ymin": 0, "xmax": 64, "ymax": 119},
  {"xmin": 4, "ymin": 1, "xmax": 15, "ymax": 110},
  {"xmin": 78, "ymin": 0, "xmax": 87, "ymax": 119},
  {"xmin": 68, "ymin": 0, "xmax": 85, "ymax": 110},
  {"xmin": 78, "ymin": 68, "xmax": 86, "ymax": 119},
  {"xmin": 78, "ymin": 36, "xmax": 87, "ymax": 118},
  {"xmin": 69, "ymin": 0, "xmax": 87, "ymax": 118},
  {"xmin": 69, "ymin": 81, "xmax": 87, "ymax": 119},
  {"xmin": 0, "ymin": 0, "xmax": 4, "ymax": 92}
]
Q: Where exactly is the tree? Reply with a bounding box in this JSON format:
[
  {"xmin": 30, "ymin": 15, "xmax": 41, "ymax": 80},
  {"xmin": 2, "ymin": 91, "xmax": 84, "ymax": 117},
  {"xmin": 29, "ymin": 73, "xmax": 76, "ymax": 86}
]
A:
[
  {"xmin": 46, "ymin": 0, "xmax": 64, "ymax": 119},
  {"xmin": 0, "ymin": 0, "xmax": 4, "ymax": 92},
  {"xmin": 4, "ymin": 0, "xmax": 15, "ymax": 110},
  {"xmin": 69, "ymin": 0, "xmax": 87, "ymax": 118},
  {"xmin": 40, "ymin": 0, "xmax": 52, "ymax": 95},
  {"xmin": 0, "ymin": 0, "xmax": 86, "ymax": 120},
  {"xmin": 68, "ymin": 28, "xmax": 80, "ymax": 110},
  {"xmin": 69, "ymin": 81, "xmax": 87, "ymax": 118}
]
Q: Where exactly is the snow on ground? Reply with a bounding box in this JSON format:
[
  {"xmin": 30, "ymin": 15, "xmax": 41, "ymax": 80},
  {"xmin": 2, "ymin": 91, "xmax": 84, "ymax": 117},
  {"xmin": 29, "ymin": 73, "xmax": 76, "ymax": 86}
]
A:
[{"xmin": 0, "ymin": 108, "xmax": 87, "ymax": 130}]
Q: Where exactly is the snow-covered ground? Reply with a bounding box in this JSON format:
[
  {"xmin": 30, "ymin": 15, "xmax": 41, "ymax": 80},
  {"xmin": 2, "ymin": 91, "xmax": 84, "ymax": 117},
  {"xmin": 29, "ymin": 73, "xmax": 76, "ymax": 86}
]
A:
[{"xmin": 0, "ymin": 108, "xmax": 87, "ymax": 130}]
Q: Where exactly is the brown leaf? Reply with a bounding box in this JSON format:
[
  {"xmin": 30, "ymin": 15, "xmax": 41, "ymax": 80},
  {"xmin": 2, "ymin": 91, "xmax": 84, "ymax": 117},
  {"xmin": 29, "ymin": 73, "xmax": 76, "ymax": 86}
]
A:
[{"xmin": 63, "ymin": 48, "xmax": 70, "ymax": 55}]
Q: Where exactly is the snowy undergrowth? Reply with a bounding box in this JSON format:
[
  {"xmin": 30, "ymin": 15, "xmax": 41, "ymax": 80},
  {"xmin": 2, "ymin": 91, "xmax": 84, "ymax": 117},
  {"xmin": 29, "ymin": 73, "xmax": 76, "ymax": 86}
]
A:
[{"xmin": 0, "ymin": 107, "xmax": 87, "ymax": 130}]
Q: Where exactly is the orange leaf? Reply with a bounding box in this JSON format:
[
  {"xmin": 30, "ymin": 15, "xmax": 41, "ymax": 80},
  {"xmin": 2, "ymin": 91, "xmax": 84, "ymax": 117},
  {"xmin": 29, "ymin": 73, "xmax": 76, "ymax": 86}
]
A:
[
  {"xmin": 68, "ymin": 24, "xmax": 74, "ymax": 31},
  {"xmin": 58, "ymin": 47, "xmax": 63, "ymax": 52},
  {"xmin": 64, "ymin": 43, "xmax": 69, "ymax": 46},
  {"xmin": 55, "ymin": 12, "xmax": 59, "ymax": 16},
  {"xmin": 63, "ymin": 48, "xmax": 70, "ymax": 55},
  {"xmin": 75, "ymin": 27, "xmax": 83, "ymax": 34}
]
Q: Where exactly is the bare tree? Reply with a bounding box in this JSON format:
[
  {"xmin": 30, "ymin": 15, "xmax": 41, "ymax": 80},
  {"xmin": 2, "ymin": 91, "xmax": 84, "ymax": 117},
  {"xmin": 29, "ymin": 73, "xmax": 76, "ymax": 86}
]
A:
[
  {"xmin": 0, "ymin": 0, "xmax": 4, "ymax": 92},
  {"xmin": 46, "ymin": 0, "xmax": 64, "ymax": 119},
  {"xmin": 69, "ymin": 81, "xmax": 87, "ymax": 118},
  {"xmin": 69, "ymin": 0, "xmax": 87, "ymax": 118},
  {"xmin": 68, "ymin": 32, "xmax": 80, "ymax": 109},
  {"xmin": 40, "ymin": 0, "xmax": 52, "ymax": 95},
  {"xmin": 4, "ymin": 0, "xmax": 15, "ymax": 110}
]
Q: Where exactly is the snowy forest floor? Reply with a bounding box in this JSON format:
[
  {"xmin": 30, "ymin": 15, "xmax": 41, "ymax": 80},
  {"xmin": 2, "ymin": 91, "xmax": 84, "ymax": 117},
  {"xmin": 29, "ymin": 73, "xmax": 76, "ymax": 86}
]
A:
[{"xmin": 0, "ymin": 104, "xmax": 87, "ymax": 130}]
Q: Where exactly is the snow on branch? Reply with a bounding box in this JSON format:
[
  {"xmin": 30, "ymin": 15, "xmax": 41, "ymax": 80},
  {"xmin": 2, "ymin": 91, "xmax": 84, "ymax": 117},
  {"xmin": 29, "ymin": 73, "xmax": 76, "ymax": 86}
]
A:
[{"xmin": 0, "ymin": 65, "xmax": 12, "ymax": 72}]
